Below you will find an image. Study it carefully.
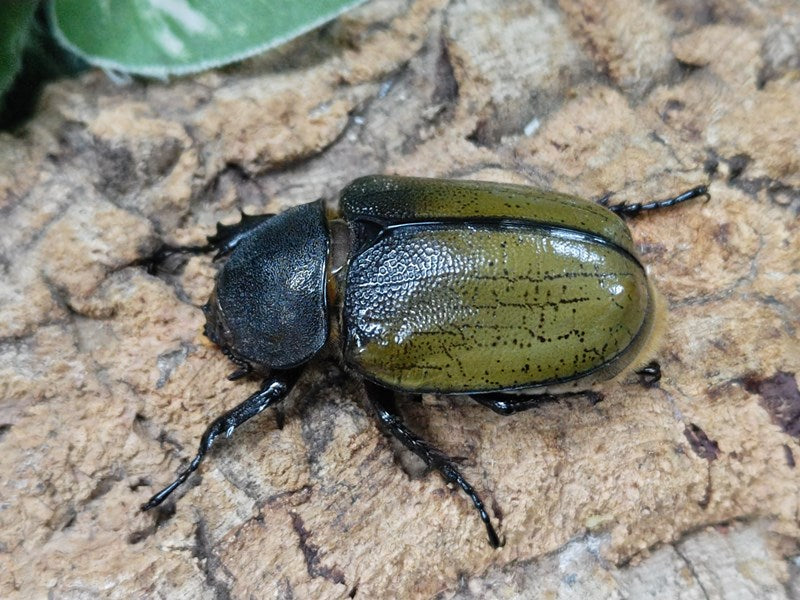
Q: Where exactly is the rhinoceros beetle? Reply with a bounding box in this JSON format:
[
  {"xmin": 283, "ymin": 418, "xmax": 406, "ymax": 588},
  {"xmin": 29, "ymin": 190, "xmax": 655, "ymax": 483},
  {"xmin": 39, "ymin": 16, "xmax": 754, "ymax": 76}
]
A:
[{"xmin": 140, "ymin": 175, "xmax": 708, "ymax": 547}]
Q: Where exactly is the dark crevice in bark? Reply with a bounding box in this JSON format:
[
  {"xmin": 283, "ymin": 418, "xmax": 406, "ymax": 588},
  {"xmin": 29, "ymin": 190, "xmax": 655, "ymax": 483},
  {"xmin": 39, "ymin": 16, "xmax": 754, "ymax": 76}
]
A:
[
  {"xmin": 194, "ymin": 517, "xmax": 234, "ymax": 600},
  {"xmin": 290, "ymin": 512, "xmax": 346, "ymax": 586},
  {"xmin": 674, "ymin": 545, "xmax": 712, "ymax": 600}
]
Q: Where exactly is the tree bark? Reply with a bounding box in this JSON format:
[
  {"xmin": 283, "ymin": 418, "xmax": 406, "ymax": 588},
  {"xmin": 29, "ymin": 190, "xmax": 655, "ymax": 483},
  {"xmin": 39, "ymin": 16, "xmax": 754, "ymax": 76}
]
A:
[{"xmin": 1, "ymin": 0, "xmax": 798, "ymax": 597}]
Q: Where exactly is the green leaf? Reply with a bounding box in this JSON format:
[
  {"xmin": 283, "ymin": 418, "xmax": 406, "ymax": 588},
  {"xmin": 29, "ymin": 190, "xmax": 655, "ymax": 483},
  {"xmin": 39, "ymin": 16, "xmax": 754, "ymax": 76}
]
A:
[
  {"xmin": 0, "ymin": 2, "xmax": 39, "ymax": 98},
  {"xmin": 49, "ymin": 0, "xmax": 367, "ymax": 77}
]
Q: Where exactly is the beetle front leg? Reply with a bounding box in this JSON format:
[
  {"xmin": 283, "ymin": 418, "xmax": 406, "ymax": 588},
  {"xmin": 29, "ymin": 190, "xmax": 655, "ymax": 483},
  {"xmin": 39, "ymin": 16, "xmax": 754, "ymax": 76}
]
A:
[
  {"xmin": 364, "ymin": 382, "xmax": 502, "ymax": 548},
  {"xmin": 138, "ymin": 241, "xmax": 214, "ymax": 274},
  {"xmin": 141, "ymin": 370, "xmax": 300, "ymax": 511},
  {"xmin": 139, "ymin": 211, "xmax": 276, "ymax": 273}
]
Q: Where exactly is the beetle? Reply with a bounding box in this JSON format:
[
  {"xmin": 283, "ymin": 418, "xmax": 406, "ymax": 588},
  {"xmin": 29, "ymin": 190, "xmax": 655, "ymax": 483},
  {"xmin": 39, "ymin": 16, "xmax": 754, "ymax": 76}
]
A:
[{"xmin": 140, "ymin": 175, "xmax": 708, "ymax": 547}]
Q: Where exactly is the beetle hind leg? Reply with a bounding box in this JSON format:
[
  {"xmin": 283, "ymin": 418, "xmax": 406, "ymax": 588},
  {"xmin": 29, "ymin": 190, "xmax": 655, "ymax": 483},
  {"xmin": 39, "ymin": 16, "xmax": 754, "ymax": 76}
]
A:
[
  {"xmin": 599, "ymin": 185, "xmax": 709, "ymax": 217},
  {"xmin": 141, "ymin": 370, "xmax": 300, "ymax": 511},
  {"xmin": 471, "ymin": 390, "xmax": 603, "ymax": 415},
  {"xmin": 364, "ymin": 382, "xmax": 502, "ymax": 548}
]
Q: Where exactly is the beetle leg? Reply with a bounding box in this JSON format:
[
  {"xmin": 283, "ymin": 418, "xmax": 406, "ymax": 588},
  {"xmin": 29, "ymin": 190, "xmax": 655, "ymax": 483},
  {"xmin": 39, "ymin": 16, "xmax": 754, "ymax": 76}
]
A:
[
  {"xmin": 140, "ymin": 370, "xmax": 300, "ymax": 511},
  {"xmin": 139, "ymin": 211, "xmax": 276, "ymax": 273},
  {"xmin": 137, "ymin": 242, "xmax": 214, "ymax": 275},
  {"xmin": 470, "ymin": 390, "xmax": 603, "ymax": 415},
  {"xmin": 204, "ymin": 211, "xmax": 275, "ymax": 259},
  {"xmin": 599, "ymin": 185, "xmax": 709, "ymax": 217},
  {"xmin": 220, "ymin": 346, "xmax": 253, "ymax": 381},
  {"xmin": 635, "ymin": 360, "xmax": 661, "ymax": 387},
  {"xmin": 364, "ymin": 382, "xmax": 503, "ymax": 548}
]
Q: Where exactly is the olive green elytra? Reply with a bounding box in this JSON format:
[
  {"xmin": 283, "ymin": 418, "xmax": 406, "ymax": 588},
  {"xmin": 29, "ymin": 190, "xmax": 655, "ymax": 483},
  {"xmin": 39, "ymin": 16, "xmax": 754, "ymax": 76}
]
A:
[{"xmin": 340, "ymin": 176, "xmax": 658, "ymax": 393}]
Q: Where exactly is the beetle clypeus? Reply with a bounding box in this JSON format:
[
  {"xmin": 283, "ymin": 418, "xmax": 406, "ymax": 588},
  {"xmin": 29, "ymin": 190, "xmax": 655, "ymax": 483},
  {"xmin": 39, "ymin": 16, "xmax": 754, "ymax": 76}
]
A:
[{"xmin": 140, "ymin": 175, "xmax": 708, "ymax": 547}]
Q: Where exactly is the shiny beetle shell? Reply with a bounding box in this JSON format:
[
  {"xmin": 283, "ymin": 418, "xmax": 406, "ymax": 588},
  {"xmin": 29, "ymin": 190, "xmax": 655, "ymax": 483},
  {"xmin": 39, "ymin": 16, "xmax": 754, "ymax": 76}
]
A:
[{"xmin": 339, "ymin": 176, "xmax": 663, "ymax": 393}]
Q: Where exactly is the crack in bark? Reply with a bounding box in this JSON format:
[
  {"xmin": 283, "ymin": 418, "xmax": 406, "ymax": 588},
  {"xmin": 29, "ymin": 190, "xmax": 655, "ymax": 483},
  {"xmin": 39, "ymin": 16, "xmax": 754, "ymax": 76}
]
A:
[
  {"xmin": 0, "ymin": 199, "xmax": 71, "ymax": 258},
  {"xmin": 673, "ymin": 544, "xmax": 711, "ymax": 600},
  {"xmin": 743, "ymin": 371, "xmax": 800, "ymax": 440},
  {"xmin": 783, "ymin": 444, "xmax": 795, "ymax": 469},
  {"xmin": 706, "ymin": 149, "xmax": 800, "ymax": 212},
  {"xmin": 258, "ymin": 484, "xmax": 314, "ymax": 510},
  {"xmin": 432, "ymin": 34, "xmax": 459, "ymax": 109},
  {"xmin": 699, "ymin": 463, "xmax": 713, "ymax": 510},
  {"xmin": 684, "ymin": 423, "xmax": 720, "ymax": 462},
  {"xmin": 127, "ymin": 501, "xmax": 176, "ymax": 545},
  {"xmin": 86, "ymin": 471, "xmax": 125, "ymax": 503},
  {"xmin": 132, "ymin": 412, "xmax": 185, "ymax": 453},
  {"xmin": 194, "ymin": 517, "xmax": 234, "ymax": 600},
  {"xmin": 290, "ymin": 512, "xmax": 346, "ymax": 586}
]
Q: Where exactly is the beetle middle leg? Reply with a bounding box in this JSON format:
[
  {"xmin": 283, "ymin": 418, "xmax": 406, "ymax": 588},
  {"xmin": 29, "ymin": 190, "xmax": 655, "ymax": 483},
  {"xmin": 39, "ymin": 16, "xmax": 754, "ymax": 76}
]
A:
[
  {"xmin": 470, "ymin": 390, "xmax": 603, "ymax": 415},
  {"xmin": 141, "ymin": 369, "xmax": 300, "ymax": 511},
  {"xmin": 598, "ymin": 185, "xmax": 709, "ymax": 217},
  {"xmin": 364, "ymin": 381, "xmax": 502, "ymax": 548}
]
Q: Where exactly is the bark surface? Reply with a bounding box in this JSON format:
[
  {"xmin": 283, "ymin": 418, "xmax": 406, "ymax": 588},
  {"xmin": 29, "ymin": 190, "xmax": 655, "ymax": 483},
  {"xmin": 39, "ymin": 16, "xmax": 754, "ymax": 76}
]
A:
[{"xmin": 1, "ymin": 0, "xmax": 798, "ymax": 597}]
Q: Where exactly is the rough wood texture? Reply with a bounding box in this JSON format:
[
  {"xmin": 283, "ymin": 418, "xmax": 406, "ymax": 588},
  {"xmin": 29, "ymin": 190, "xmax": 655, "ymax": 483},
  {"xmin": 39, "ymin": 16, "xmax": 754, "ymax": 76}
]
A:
[{"xmin": 1, "ymin": 0, "xmax": 798, "ymax": 597}]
